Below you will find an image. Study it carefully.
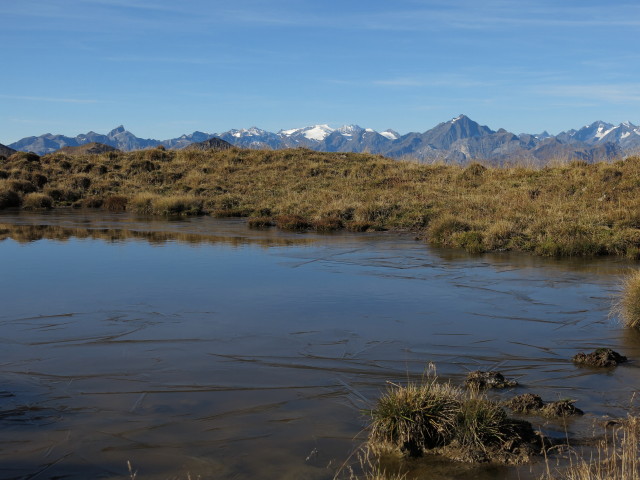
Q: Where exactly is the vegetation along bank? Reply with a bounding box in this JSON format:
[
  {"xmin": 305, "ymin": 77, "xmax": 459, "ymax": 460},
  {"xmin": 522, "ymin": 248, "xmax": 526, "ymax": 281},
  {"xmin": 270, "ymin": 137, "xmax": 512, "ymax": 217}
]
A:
[{"xmin": 2, "ymin": 146, "xmax": 640, "ymax": 258}]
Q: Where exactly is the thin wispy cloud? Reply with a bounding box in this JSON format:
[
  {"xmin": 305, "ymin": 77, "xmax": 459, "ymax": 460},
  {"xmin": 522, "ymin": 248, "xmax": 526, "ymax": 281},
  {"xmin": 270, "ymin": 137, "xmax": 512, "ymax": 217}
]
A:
[
  {"xmin": 540, "ymin": 84, "xmax": 640, "ymax": 104},
  {"xmin": 373, "ymin": 76, "xmax": 494, "ymax": 88},
  {"xmin": 105, "ymin": 55, "xmax": 213, "ymax": 65},
  {"xmin": 215, "ymin": 1, "xmax": 640, "ymax": 32},
  {"xmin": 0, "ymin": 95, "xmax": 101, "ymax": 104}
]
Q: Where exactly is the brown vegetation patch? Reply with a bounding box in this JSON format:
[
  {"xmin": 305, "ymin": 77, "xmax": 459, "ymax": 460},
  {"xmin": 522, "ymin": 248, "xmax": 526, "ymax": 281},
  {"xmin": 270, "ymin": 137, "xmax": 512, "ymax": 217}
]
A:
[
  {"xmin": 103, "ymin": 195, "xmax": 128, "ymax": 212},
  {"xmin": 540, "ymin": 399, "xmax": 584, "ymax": 418},
  {"xmin": 346, "ymin": 221, "xmax": 374, "ymax": 232},
  {"xmin": 275, "ymin": 214, "xmax": 312, "ymax": 231},
  {"xmin": 464, "ymin": 371, "xmax": 518, "ymax": 390},
  {"xmin": 572, "ymin": 348, "xmax": 628, "ymax": 368},
  {"xmin": 247, "ymin": 216, "xmax": 275, "ymax": 228},
  {"xmin": 312, "ymin": 216, "xmax": 343, "ymax": 232},
  {"xmin": 504, "ymin": 394, "xmax": 583, "ymax": 418},
  {"xmin": 504, "ymin": 394, "xmax": 544, "ymax": 414}
]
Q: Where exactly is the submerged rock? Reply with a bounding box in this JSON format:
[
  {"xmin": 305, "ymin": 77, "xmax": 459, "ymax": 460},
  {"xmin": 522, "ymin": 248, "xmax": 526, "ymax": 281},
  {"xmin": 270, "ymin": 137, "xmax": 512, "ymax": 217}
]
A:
[
  {"xmin": 465, "ymin": 371, "xmax": 518, "ymax": 389},
  {"xmin": 572, "ymin": 348, "xmax": 627, "ymax": 368}
]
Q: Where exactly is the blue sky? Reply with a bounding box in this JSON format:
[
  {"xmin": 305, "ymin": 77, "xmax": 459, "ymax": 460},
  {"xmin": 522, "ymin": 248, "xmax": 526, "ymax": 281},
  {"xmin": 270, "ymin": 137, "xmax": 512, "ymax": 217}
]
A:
[{"xmin": 2, "ymin": 0, "xmax": 640, "ymax": 144}]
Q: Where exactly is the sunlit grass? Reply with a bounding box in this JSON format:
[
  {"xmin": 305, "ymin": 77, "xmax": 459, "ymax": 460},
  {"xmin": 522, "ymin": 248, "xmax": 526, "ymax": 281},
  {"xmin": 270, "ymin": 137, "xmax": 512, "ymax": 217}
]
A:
[{"xmin": 3, "ymin": 148, "xmax": 640, "ymax": 256}]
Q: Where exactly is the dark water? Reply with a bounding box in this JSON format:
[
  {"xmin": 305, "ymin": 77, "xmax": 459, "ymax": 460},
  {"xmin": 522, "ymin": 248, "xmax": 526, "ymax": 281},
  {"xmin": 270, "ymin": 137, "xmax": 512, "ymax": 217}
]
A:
[{"xmin": 1, "ymin": 211, "xmax": 639, "ymax": 479}]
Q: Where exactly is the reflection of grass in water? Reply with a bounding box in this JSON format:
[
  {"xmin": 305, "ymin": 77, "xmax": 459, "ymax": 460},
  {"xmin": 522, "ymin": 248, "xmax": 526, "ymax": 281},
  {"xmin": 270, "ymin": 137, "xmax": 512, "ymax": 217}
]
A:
[
  {"xmin": 4, "ymin": 149, "xmax": 640, "ymax": 256},
  {"xmin": 541, "ymin": 415, "xmax": 640, "ymax": 480},
  {"xmin": 0, "ymin": 222, "xmax": 313, "ymax": 247}
]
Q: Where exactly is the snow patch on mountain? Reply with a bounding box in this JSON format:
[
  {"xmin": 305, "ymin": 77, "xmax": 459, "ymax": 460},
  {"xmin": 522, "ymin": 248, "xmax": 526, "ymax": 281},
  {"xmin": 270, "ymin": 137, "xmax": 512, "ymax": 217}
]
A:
[
  {"xmin": 336, "ymin": 125, "xmax": 362, "ymax": 137},
  {"xmin": 380, "ymin": 129, "xmax": 400, "ymax": 140},
  {"xmin": 280, "ymin": 125, "xmax": 334, "ymax": 141},
  {"xmin": 595, "ymin": 125, "xmax": 618, "ymax": 140}
]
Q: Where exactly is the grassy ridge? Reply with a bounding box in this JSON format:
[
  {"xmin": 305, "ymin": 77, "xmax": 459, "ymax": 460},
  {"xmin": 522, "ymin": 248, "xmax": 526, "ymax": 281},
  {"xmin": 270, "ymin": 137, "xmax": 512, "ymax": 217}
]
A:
[{"xmin": 2, "ymin": 147, "xmax": 640, "ymax": 257}]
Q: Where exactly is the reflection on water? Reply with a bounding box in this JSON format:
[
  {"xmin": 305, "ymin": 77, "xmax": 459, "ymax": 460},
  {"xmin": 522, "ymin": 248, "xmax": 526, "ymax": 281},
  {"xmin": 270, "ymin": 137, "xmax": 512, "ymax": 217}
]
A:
[{"xmin": 0, "ymin": 211, "xmax": 639, "ymax": 480}]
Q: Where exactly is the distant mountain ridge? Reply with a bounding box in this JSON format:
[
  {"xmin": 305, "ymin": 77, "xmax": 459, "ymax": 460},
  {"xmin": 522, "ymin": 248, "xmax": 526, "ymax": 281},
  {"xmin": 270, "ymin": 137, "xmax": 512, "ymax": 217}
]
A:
[
  {"xmin": 8, "ymin": 115, "xmax": 640, "ymax": 164},
  {"xmin": 0, "ymin": 142, "xmax": 16, "ymax": 157}
]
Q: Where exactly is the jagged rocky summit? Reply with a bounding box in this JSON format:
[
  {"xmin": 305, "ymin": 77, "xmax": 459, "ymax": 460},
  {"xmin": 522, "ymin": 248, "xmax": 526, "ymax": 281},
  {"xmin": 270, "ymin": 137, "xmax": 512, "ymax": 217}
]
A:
[{"xmin": 8, "ymin": 115, "xmax": 640, "ymax": 164}]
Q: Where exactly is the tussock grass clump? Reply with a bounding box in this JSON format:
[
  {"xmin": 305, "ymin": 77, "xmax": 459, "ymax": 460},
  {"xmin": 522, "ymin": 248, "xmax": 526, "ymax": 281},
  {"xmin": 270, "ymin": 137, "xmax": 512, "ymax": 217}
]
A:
[
  {"xmin": 128, "ymin": 193, "xmax": 202, "ymax": 216},
  {"xmin": 151, "ymin": 195, "xmax": 203, "ymax": 216},
  {"xmin": 617, "ymin": 270, "xmax": 640, "ymax": 329},
  {"xmin": 453, "ymin": 390, "xmax": 512, "ymax": 452},
  {"xmin": 426, "ymin": 215, "xmax": 471, "ymax": 248},
  {"xmin": 369, "ymin": 377, "xmax": 460, "ymax": 456},
  {"xmin": 22, "ymin": 193, "xmax": 53, "ymax": 210},
  {"xmin": 368, "ymin": 370, "xmax": 538, "ymax": 463}
]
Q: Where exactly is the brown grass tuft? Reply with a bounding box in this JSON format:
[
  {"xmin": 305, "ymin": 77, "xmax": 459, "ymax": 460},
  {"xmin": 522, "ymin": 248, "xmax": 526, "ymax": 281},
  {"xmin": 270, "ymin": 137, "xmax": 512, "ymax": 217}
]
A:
[
  {"xmin": 616, "ymin": 270, "xmax": 640, "ymax": 329},
  {"xmin": 22, "ymin": 192, "xmax": 53, "ymax": 210}
]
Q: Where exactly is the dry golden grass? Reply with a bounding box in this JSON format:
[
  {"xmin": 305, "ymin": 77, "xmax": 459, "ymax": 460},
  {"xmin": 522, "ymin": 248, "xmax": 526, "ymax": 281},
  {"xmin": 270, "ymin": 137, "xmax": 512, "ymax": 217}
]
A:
[
  {"xmin": 367, "ymin": 368, "xmax": 536, "ymax": 462},
  {"xmin": 542, "ymin": 416, "xmax": 640, "ymax": 480},
  {"xmin": 616, "ymin": 270, "xmax": 640, "ymax": 329},
  {"xmin": 3, "ymin": 148, "xmax": 640, "ymax": 256}
]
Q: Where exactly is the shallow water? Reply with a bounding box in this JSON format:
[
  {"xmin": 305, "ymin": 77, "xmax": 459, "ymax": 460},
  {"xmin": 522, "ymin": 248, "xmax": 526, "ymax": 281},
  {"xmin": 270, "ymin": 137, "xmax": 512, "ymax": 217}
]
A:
[{"xmin": 0, "ymin": 211, "xmax": 639, "ymax": 479}]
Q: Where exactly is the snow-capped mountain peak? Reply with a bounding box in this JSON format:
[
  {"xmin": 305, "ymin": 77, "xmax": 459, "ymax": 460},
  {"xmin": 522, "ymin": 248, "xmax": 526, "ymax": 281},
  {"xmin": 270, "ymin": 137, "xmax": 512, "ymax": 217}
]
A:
[
  {"xmin": 228, "ymin": 127, "xmax": 268, "ymax": 138},
  {"xmin": 336, "ymin": 125, "xmax": 363, "ymax": 137},
  {"xmin": 279, "ymin": 124, "xmax": 335, "ymax": 141}
]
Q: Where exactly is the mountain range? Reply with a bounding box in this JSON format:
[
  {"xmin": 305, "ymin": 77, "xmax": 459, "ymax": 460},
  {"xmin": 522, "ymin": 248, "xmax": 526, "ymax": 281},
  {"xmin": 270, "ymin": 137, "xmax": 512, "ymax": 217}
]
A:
[{"xmin": 5, "ymin": 115, "xmax": 640, "ymax": 164}]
